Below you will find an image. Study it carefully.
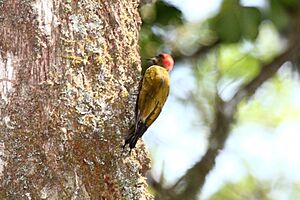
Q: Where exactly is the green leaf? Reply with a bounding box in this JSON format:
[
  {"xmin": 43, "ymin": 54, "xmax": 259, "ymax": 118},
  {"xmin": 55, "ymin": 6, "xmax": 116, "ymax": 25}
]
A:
[
  {"xmin": 210, "ymin": 10, "xmax": 241, "ymax": 43},
  {"xmin": 139, "ymin": 24, "xmax": 163, "ymax": 62},
  {"xmin": 210, "ymin": 0, "xmax": 241, "ymax": 43},
  {"xmin": 209, "ymin": 175, "xmax": 271, "ymax": 200},
  {"xmin": 240, "ymin": 7, "xmax": 261, "ymax": 40},
  {"xmin": 218, "ymin": 44, "xmax": 261, "ymax": 81},
  {"xmin": 140, "ymin": 4, "xmax": 156, "ymax": 24},
  {"xmin": 278, "ymin": 0, "xmax": 300, "ymax": 9},
  {"xmin": 238, "ymin": 72, "xmax": 300, "ymax": 126},
  {"xmin": 153, "ymin": 1, "xmax": 183, "ymax": 26},
  {"xmin": 269, "ymin": 0, "xmax": 290, "ymax": 30},
  {"xmin": 210, "ymin": 1, "xmax": 261, "ymax": 43}
]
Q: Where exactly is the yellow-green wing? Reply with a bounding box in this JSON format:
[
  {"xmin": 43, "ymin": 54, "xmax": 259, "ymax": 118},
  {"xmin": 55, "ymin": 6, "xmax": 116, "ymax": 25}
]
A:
[{"xmin": 137, "ymin": 65, "xmax": 170, "ymax": 127}]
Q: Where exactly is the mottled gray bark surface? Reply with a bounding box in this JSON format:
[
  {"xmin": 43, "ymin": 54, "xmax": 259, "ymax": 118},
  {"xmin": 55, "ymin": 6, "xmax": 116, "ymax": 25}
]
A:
[{"xmin": 0, "ymin": 0, "xmax": 152, "ymax": 199}]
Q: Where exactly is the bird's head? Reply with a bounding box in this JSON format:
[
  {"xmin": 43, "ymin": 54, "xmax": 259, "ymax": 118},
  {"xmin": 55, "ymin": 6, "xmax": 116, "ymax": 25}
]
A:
[{"xmin": 149, "ymin": 53, "xmax": 174, "ymax": 71}]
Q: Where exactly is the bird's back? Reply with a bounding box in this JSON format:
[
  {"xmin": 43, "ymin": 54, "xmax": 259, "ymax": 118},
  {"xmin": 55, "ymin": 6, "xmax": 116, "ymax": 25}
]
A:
[{"xmin": 137, "ymin": 65, "xmax": 170, "ymax": 127}]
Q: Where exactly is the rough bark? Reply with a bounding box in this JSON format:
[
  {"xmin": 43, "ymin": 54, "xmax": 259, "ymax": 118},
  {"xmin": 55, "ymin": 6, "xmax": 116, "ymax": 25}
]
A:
[{"xmin": 0, "ymin": 0, "xmax": 152, "ymax": 199}]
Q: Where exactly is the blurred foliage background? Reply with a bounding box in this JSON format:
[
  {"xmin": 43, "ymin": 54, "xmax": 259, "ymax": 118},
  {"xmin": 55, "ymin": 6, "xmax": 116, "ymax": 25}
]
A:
[{"xmin": 138, "ymin": 0, "xmax": 300, "ymax": 199}]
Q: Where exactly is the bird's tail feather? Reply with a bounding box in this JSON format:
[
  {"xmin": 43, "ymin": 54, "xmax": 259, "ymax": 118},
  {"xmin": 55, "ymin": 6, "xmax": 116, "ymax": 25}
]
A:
[{"xmin": 123, "ymin": 122, "xmax": 148, "ymax": 150}]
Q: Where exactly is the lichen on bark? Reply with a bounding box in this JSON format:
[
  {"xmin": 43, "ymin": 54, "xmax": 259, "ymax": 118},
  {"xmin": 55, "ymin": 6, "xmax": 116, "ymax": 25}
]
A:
[{"xmin": 0, "ymin": 0, "xmax": 152, "ymax": 199}]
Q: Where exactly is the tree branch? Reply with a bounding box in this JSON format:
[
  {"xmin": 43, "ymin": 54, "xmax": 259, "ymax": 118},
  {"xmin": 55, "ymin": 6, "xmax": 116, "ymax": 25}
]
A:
[
  {"xmin": 151, "ymin": 5, "xmax": 300, "ymax": 199},
  {"xmin": 170, "ymin": 41, "xmax": 300, "ymax": 200},
  {"xmin": 151, "ymin": 37, "xmax": 300, "ymax": 200}
]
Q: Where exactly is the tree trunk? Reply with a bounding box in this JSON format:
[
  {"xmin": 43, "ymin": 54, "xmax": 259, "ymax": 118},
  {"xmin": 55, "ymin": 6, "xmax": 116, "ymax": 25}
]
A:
[{"xmin": 0, "ymin": 0, "xmax": 152, "ymax": 199}]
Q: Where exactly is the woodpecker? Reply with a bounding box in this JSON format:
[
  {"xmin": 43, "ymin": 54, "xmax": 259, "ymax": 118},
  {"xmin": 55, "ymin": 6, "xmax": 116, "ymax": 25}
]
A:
[{"xmin": 123, "ymin": 53, "xmax": 174, "ymax": 150}]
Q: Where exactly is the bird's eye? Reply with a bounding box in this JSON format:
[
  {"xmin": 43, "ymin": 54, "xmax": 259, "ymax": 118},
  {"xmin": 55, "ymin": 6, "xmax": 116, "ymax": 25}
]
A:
[{"xmin": 158, "ymin": 54, "xmax": 164, "ymax": 58}]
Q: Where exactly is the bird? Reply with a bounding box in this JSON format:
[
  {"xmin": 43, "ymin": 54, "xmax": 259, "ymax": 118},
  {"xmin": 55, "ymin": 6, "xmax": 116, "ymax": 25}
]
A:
[{"xmin": 123, "ymin": 53, "xmax": 174, "ymax": 151}]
